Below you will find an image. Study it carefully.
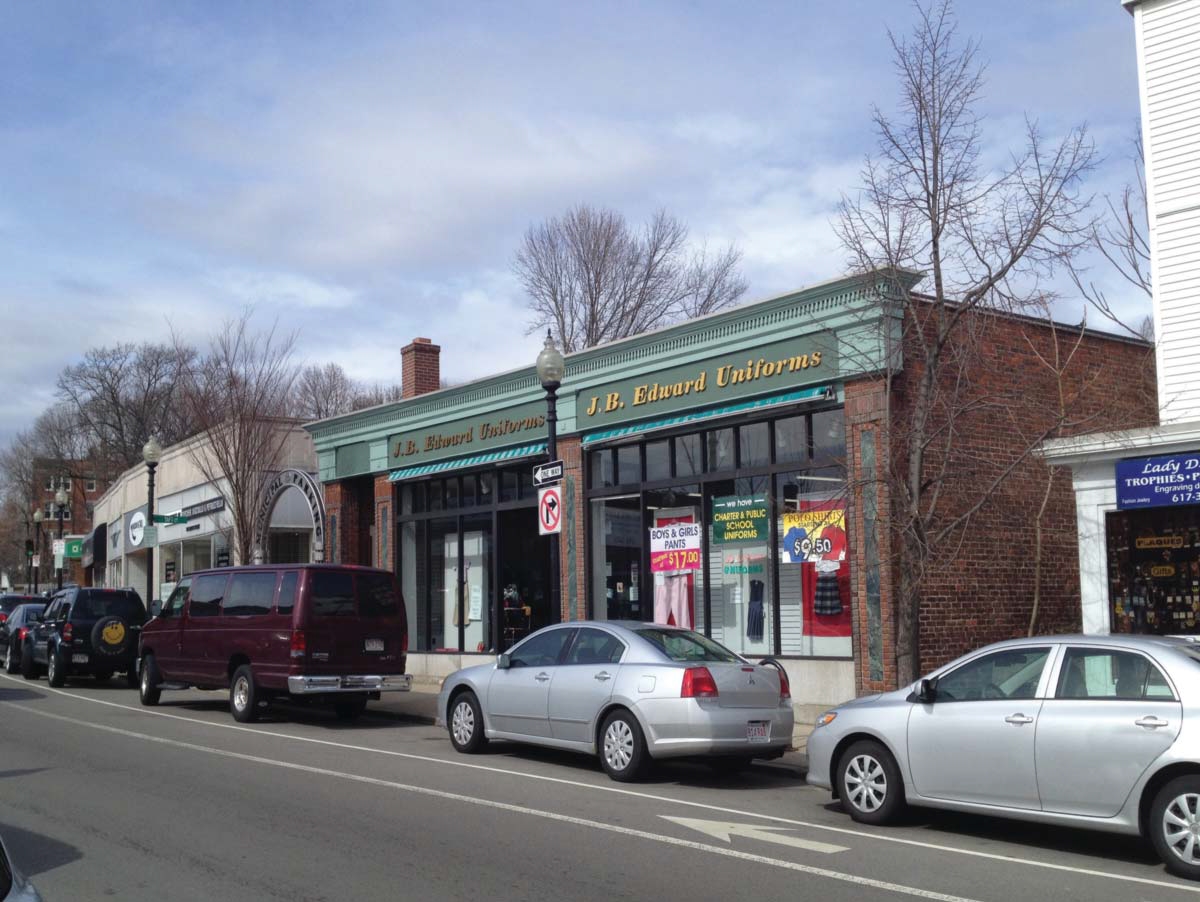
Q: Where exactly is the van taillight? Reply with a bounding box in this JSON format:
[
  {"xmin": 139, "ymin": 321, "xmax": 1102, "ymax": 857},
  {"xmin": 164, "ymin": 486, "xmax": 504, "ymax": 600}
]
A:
[
  {"xmin": 290, "ymin": 630, "xmax": 306, "ymax": 659},
  {"xmin": 681, "ymin": 666, "xmax": 719, "ymax": 699},
  {"xmin": 62, "ymin": 622, "xmax": 73, "ymax": 643}
]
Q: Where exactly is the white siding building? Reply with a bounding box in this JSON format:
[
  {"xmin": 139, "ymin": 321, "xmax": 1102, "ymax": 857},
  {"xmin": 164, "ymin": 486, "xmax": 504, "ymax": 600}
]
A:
[{"xmin": 1042, "ymin": 0, "xmax": 1200, "ymax": 636}]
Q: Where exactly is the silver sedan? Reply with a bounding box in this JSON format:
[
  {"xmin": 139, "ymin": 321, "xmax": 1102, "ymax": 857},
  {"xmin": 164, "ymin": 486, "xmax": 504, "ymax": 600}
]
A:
[
  {"xmin": 436, "ymin": 621, "xmax": 794, "ymax": 781},
  {"xmin": 807, "ymin": 634, "xmax": 1200, "ymax": 880}
]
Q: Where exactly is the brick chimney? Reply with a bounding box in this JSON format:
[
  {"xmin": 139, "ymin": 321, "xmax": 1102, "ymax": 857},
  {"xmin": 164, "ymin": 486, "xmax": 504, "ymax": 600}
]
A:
[{"xmin": 401, "ymin": 337, "xmax": 441, "ymax": 399}]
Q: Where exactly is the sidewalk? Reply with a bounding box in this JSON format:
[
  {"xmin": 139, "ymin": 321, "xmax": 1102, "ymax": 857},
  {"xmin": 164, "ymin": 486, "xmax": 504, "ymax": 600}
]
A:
[{"xmin": 370, "ymin": 679, "xmax": 811, "ymax": 777}]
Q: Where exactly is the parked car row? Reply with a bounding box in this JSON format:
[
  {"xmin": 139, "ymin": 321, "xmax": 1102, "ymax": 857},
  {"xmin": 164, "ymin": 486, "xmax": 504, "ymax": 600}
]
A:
[{"xmin": 6, "ymin": 564, "xmax": 413, "ymax": 723}]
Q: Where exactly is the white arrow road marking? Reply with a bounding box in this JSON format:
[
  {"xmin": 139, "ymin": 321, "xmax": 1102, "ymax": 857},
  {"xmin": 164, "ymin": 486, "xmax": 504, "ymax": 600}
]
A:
[
  {"xmin": 662, "ymin": 816, "xmax": 847, "ymax": 854},
  {"xmin": 5, "ymin": 703, "xmax": 979, "ymax": 902}
]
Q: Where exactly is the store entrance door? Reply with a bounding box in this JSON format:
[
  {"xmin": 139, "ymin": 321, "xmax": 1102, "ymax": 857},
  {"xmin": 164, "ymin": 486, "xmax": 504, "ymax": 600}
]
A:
[{"xmin": 497, "ymin": 507, "xmax": 553, "ymax": 650}]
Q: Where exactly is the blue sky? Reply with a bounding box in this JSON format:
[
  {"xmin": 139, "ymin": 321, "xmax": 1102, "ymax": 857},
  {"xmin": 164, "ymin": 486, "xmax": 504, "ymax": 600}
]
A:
[{"xmin": 0, "ymin": 1, "xmax": 1147, "ymax": 444}]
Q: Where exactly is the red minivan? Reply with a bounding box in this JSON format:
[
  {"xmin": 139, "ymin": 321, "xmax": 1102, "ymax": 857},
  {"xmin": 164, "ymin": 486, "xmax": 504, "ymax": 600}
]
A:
[{"xmin": 138, "ymin": 564, "xmax": 411, "ymax": 722}]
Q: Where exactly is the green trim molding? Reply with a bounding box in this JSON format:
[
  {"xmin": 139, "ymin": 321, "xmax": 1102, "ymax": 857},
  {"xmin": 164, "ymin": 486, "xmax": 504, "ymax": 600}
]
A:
[
  {"xmin": 306, "ymin": 269, "xmax": 918, "ymax": 483},
  {"xmin": 388, "ymin": 442, "xmax": 548, "ymax": 482}
]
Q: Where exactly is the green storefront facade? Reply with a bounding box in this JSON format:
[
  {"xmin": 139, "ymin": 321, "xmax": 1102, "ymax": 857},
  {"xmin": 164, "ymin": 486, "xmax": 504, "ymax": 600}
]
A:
[{"xmin": 306, "ymin": 272, "xmax": 907, "ymax": 704}]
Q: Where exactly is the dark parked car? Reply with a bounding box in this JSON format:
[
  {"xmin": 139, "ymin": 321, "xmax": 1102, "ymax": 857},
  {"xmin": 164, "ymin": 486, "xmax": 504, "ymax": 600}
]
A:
[
  {"xmin": 22, "ymin": 587, "xmax": 146, "ymax": 687},
  {"xmin": 0, "ymin": 595, "xmax": 41, "ymax": 620},
  {"xmin": 2, "ymin": 603, "xmax": 47, "ymax": 674},
  {"xmin": 139, "ymin": 564, "xmax": 412, "ymax": 722}
]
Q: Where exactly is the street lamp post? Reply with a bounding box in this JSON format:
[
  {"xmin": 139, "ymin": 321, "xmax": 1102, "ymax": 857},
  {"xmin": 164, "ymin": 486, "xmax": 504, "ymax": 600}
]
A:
[
  {"xmin": 535, "ymin": 331, "xmax": 565, "ymax": 622},
  {"xmin": 32, "ymin": 509, "xmax": 43, "ymax": 594},
  {"xmin": 55, "ymin": 486, "xmax": 67, "ymax": 590},
  {"xmin": 143, "ymin": 436, "xmax": 162, "ymax": 607}
]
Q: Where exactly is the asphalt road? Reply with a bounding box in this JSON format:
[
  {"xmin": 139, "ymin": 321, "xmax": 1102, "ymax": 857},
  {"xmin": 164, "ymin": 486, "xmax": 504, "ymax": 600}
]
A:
[{"xmin": 2, "ymin": 674, "xmax": 1199, "ymax": 902}]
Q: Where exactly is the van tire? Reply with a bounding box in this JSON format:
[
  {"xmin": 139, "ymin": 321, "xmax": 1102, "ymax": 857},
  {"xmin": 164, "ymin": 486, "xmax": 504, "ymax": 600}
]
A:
[
  {"xmin": 334, "ymin": 695, "xmax": 369, "ymax": 721},
  {"xmin": 139, "ymin": 655, "xmax": 161, "ymax": 706},
  {"xmin": 230, "ymin": 665, "xmax": 260, "ymax": 723}
]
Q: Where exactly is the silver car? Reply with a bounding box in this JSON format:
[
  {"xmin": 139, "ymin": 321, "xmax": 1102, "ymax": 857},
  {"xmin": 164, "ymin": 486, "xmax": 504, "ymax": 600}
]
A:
[
  {"xmin": 437, "ymin": 621, "xmax": 794, "ymax": 781},
  {"xmin": 0, "ymin": 830, "xmax": 43, "ymax": 902},
  {"xmin": 807, "ymin": 634, "xmax": 1200, "ymax": 879}
]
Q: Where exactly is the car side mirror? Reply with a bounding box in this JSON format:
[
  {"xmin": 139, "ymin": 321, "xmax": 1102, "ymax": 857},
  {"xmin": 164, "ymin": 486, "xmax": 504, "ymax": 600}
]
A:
[
  {"xmin": 149, "ymin": 600, "xmax": 162, "ymax": 617},
  {"xmin": 496, "ymin": 653, "xmax": 511, "ymax": 670},
  {"xmin": 917, "ymin": 678, "xmax": 938, "ymax": 704}
]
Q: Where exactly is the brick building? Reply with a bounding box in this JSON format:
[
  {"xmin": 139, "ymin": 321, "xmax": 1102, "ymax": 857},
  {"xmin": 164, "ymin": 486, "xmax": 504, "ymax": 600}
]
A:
[
  {"xmin": 28, "ymin": 460, "xmax": 107, "ymax": 590},
  {"xmin": 306, "ymin": 271, "xmax": 1156, "ymax": 706}
]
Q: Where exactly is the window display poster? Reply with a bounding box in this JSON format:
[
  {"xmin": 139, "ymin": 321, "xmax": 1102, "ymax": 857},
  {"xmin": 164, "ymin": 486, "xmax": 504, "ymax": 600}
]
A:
[
  {"xmin": 649, "ymin": 522, "xmax": 701, "ymax": 572},
  {"xmin": 712, "ymin": 495, "xmax": 769, "ymax": 543},
  {"xmin": 779, "ymin": 502, "xmax": 851, "ymax": 640},
  {"xmin": 780, "ymin": 508, "xmax": 847, "ymax": 563}
]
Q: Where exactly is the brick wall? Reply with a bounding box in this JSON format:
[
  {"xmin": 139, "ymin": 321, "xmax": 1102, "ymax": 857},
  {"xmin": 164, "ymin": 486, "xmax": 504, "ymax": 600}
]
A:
[
  {"xmin": 375, "ymin": 474, "xmax": 395, "ymax": 572},
  {"xmin": 401, "ymin": 338, "xmax": 441, "ymax": 399},
  {"xmin": 558, "ymin": 435, "xmax": 586, "ymax": 622},
  {"xmin": 890, "ymin": 307, "xmax": 1158, "ymax": 675}
]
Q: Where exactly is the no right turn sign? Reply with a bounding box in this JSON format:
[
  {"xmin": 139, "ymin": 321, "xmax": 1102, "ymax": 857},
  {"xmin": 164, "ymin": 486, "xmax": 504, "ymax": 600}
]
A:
[{"xmin": 538, "ymin": 486, "xmax": 562, "ymax": 535}]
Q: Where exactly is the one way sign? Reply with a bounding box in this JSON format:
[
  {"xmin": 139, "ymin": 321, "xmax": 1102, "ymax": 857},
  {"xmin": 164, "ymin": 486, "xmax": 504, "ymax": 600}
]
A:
[
  {"xmin": 532, "ymin": 459, "xmax": 564, "ymax": 487},
  {"xmin": 538, "ymin": 486, "xmax": 562, "ymax": 535}
]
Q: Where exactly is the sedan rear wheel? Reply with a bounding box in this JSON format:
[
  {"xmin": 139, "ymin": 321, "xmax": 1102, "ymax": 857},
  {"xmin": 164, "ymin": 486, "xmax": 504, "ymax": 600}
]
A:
[
  {"xmin": 448, "ymin": 691, "xmax": 487, "ymax": 753},
  {"xmin": 837, "ymin": 739, "xmax": 904, "ymax": 825},
  {"xmin": 600, "ymin": 709, "xmax": 648, "ymax": 782},
  {"xmin": 1151, "ymin": 776, "xmax": 1200, "ymax": 879},
  {"xmin": 3, "ymin": 641, "xmax": 17, "ymax": 674}
]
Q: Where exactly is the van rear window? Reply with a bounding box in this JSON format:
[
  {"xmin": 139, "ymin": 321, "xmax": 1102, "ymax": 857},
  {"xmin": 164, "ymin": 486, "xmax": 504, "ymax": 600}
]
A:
[
  {"xmin": 357, "ymin": 573, "xmax": 399, "ymax": 618},
  {"xmin": 310, "ymin": 572, "xmax": 356, "ymax": 617}
]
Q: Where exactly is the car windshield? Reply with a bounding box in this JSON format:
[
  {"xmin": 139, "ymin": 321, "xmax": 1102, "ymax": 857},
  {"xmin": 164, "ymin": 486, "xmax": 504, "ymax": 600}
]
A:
[
  {"xmin": 634, "ymin": 627, "xmax": 742, "ymax": 663},
  {"xmin": 74, "ymin": 591, "xmax": 146, "ymax": 621}
]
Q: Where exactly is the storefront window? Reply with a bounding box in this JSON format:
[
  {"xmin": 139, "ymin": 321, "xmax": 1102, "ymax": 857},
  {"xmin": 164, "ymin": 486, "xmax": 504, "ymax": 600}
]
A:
[
  {"xmin": 591, "ymin": 495, "xmax": 642, "ymax": 621},
  {"xmin": 445, "ymin": 477, "xmax": 460, "ymax": 510},
  {"xmin": 707, "ymin": 428, "xmax": 735, "ymax": 472},
  {"xmin": 776, "ymin": 468, "xmax": 851, "ymax": 657},
  {"xmin": 739, "ymin": 423, "xmax": 770, "ymax": 468},
  {"xmin": 676, "ymin": 433, "xmax": 703, "ymax": 477},
  {"xmin": 617, "ymin": 445, "xmax": 640, "ymax": 485},
  {"xmin": 645, "ymin": 440, "xmax": 671, "ymax": 482},
  {"xmin": 708, "ymin": 480, "xmax": 772, "ymax": 657},
  {"xmin": 584, "ymin": 404, "xmax": 851, "ymax": 659},
  {"xmin": 428, "ymin": 517, "xmax": 456, "ymax": 649},
  {"xmin": 774, "ymin": 416, "xmax": 808, "ymax": 464},
  {"xmin": 646, "ymin": 485, "xmax": 703, "ymax": 633},
  {"xmin": 1107, "ymin": 507, "xmax": 1200, "ymax": 635}
]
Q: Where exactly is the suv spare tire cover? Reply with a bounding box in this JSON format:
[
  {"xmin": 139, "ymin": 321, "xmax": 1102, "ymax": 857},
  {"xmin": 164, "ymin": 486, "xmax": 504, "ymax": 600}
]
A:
[{"xmin": 92, "ymin": 616, "xmax": 132, "ymax": 657}]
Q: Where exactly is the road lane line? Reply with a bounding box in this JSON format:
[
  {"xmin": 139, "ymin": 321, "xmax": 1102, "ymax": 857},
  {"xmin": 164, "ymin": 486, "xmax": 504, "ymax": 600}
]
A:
[
  {"xmin": 5, "ymin": 702, "xmax": 975, "ymax": 902},
  {"xmin": 4, "ymin": 675, "xmax": 1197, "ymax": 896}
]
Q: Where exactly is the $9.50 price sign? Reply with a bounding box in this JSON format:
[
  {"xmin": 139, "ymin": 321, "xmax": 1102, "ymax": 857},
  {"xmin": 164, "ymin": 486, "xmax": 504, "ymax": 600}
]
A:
[{"xmin": 649, "ymin": 522, "xmax": 701, "ymax": 573}]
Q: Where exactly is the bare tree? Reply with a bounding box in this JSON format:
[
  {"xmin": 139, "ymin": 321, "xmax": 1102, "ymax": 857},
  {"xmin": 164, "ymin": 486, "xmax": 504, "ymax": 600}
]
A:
[
  {"xmin": 1070, "ymin": 131, "xmax": 1154, "ymax": 340},
  {"xmin": 515, "ymin": 204, "xmax": 749, "ymax": 352},
  {"xmin": 56, "ymin": 342, "xmax": 196, "ymax": 481},
  {"xmin": 836, "ymin": 0, "xmax": 1098, "ymax": 683},
  {"xmin": 351, "ymin": 381, "xmax": 405, "ymax": 411},
  {"xmin": 293, "ymin": 362, "xmax": 358, "ymax": 420},
  {"xmin": 176, "ymin": 311, "xmax": 299, "ymax": 565}
]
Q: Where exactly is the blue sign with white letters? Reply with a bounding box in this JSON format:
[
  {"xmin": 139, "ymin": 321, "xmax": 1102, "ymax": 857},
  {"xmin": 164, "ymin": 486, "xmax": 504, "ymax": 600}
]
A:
[{"xmin": 1116, "ymin": 452, "xmax": 1200, "ymax": 510}]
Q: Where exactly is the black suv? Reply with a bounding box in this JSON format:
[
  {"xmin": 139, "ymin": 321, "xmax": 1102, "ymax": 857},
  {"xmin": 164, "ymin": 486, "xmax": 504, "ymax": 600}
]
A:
[{"xmin": 22, "ymin": 587, "xmax": 146, "ymax": 687}]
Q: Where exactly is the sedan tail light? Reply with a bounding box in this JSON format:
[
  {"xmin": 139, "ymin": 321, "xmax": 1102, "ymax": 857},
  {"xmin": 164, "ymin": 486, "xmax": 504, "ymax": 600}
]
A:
[
  {"xmin": 290, "ymin": 630, "xmax": 307, "ymax": 659},
  {"xmin": 62, "ymin": 622, "xmax": 73, "ymax": 643},
  {"xmin": 681, "ymin": 666, "xmax": 719, "ymax": 699},
  {"xmin": 17, "ymin": 628, "xmax": 27, "ymax": 641},
  {"xmin": 777, "ymin": 667, "xmax": 791, "ymax": 702}
]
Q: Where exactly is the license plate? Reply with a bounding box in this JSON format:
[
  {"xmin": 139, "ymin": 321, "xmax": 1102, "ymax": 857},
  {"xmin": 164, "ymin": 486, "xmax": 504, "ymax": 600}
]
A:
[
  {"xmin": 364, "ymin": 638, "xmax": 384, "ymax": 653},
  {"xmin": 72, "ymin": 654, "xmax": 89, "ymax": 664},
  {"xmin": 746, "ymin": 721, "xmax": 770, "ymax": 743}
]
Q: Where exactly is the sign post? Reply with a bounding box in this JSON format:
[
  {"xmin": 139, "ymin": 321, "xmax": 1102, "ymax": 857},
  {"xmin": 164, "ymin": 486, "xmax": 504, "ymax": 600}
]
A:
[{"xmin": 538, "ymin": 486, "xmax": 562, "ymax": 536}]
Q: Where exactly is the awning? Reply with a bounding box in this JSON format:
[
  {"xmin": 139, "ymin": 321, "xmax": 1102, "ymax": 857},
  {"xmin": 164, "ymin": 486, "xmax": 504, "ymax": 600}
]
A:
[
  {"xmin": 582, "ymin": 385, "xmax": 835, "ymax": 447},
  {"xmin": 81, "ymin": 522, "xmax": 105, "ymax": 570},
  {"xmin": 388, "ymin": 442, "xmax": 548, "ymax": 482}
]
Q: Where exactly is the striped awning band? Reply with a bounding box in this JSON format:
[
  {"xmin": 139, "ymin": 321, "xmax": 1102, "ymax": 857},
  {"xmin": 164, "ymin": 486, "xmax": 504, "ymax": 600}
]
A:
[
  {"xmin": 581, "ymin": 385, "xmax": 834, "ymax": 447},
  {"xmin": 387, "ymin": 442, "xmax": 548, "ymax": 482}
]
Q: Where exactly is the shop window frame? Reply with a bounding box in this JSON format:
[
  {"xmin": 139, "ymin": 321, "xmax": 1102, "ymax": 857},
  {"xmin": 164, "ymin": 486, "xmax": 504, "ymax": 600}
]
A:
[{"xmin": 582, "ymin": 403, "xmax": 851, "ymax": 662}]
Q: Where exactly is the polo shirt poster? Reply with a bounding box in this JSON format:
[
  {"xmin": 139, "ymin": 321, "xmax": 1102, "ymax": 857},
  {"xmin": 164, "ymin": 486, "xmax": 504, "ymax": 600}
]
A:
[{"xmin": 780, "ymin": 505, "xmax": 851, "ymax": 640}]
